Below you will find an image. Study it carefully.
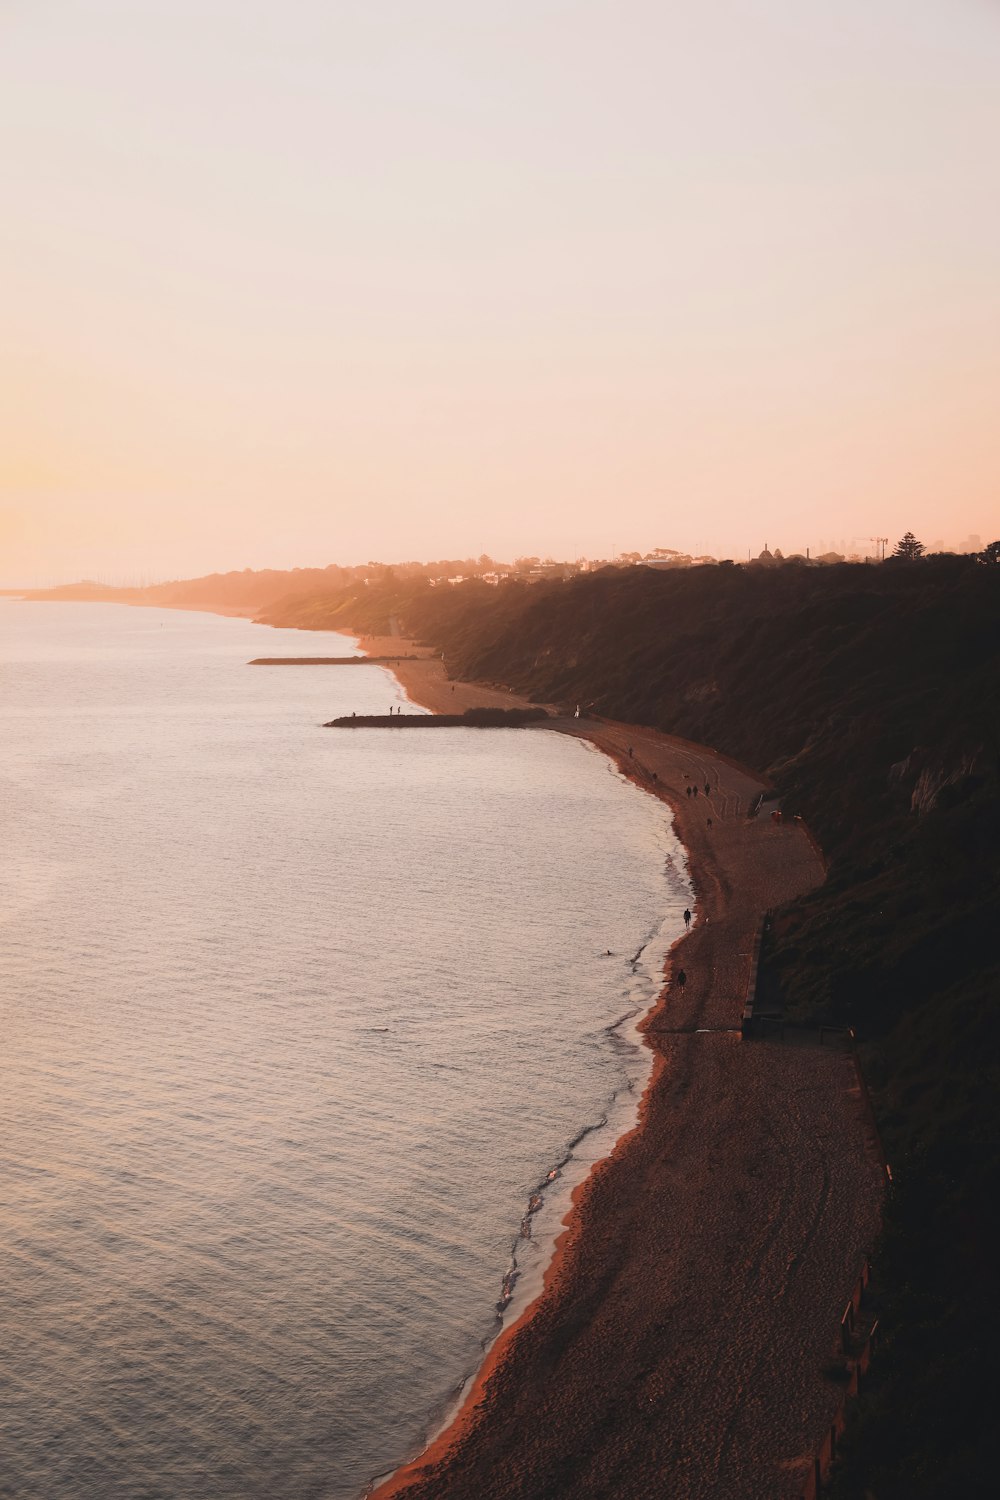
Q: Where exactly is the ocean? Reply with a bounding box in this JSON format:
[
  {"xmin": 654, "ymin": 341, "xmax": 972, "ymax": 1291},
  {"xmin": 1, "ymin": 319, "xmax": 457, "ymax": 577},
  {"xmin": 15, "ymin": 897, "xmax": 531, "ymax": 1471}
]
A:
[{"xmin": 0, "ymin": 601, "xmax": 689, "ymax": 1499}]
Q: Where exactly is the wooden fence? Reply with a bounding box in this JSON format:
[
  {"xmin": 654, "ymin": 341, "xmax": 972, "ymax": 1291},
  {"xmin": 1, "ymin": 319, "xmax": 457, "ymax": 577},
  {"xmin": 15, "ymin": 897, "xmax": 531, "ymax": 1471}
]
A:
[{"xmin": 798, "ymin": 1257, "xmax": 880, "ymax": 1499}]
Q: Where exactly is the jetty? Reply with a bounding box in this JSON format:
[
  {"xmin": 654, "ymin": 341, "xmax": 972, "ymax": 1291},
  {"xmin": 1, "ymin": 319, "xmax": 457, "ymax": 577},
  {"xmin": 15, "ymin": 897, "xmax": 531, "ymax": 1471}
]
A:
[
  {"xmin": 249, "ymin": 655, "xmax": 425, "ymax": 666},
  {"xmin": 325, "ymin": 708, "xmax": 549, "ymax": 728}
]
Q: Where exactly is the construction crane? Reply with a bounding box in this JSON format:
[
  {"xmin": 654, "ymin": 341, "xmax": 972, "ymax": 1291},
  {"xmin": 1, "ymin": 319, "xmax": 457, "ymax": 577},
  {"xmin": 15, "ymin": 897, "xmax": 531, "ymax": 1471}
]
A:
[{"xmin": 866, "ymin": 537, "xmax": 889, "ymax": 561}]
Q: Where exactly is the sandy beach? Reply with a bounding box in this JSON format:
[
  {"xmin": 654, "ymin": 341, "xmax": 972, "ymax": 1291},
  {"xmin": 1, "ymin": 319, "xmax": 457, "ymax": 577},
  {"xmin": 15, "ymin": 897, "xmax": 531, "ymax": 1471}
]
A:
[{"xmin": 354, "ymin": 641, "xmax": 885, "ymax": 1499}]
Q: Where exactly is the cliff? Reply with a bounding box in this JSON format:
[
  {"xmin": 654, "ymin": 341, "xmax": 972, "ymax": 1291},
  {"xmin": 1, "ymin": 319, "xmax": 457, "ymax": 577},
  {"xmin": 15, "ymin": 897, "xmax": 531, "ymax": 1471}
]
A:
[{"xmin": 260, "ymin": 555, "xmax": 1000, "ymax": 1498}]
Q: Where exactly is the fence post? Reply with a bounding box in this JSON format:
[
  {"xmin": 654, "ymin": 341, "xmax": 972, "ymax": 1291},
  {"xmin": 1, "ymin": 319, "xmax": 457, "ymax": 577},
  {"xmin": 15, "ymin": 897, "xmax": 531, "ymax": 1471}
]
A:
[{"xmin": 840, "ymin": 1303, "xmax": 853, "ymax": 1352}]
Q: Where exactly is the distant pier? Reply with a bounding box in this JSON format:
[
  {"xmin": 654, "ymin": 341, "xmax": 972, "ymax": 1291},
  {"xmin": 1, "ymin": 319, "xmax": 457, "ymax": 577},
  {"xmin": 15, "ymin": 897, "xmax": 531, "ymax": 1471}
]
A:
[
  {"xmin": 325, "ymin": 708, "xmax": 550, "ymax": 728},
  {"xmin": 249, "ymin": 655, "xmax": 424, "ymax": 666}
]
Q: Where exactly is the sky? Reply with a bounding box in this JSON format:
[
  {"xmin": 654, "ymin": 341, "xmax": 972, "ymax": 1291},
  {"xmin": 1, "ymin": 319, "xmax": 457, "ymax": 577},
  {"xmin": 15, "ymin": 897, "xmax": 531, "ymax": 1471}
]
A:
[{"xmin": 2, "ymin": 0, "xmax": 999, "ymax": 585}]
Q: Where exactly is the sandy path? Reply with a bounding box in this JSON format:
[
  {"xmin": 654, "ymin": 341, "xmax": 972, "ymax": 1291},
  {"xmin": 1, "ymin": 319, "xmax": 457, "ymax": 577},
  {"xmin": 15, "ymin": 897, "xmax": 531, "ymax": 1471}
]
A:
[{"xmin": 359, "ymin": 653, "xmax": 883, "ymax": 1500}]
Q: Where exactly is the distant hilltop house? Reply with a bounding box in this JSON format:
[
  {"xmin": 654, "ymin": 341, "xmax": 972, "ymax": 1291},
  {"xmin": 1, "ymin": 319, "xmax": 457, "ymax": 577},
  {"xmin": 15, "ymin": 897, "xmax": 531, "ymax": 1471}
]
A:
[
  {"xmin": 633, "ymin": 549, "xmax": 718, "ymax": 570},
  {"xmin": 524, "ymin": 563, "xmax": 577, "ymax": 582},
  {"xmin": 429, "ymin": 563, "xmax": 577, "ymax": 588}
]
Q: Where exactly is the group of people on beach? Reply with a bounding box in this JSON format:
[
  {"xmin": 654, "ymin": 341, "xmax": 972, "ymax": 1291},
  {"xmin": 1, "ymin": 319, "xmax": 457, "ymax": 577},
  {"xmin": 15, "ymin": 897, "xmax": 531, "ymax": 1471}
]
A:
[{"xmin": 685, "ymin": 783, "xmax": 710, "ymax": 798}]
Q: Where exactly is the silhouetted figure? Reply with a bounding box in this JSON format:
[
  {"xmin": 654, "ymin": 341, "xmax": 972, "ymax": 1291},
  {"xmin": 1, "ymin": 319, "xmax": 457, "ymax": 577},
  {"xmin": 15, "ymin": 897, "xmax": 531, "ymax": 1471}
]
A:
[
  {"xmin": 704, "ymin": 783, "xmax": 710, "ymax": 796},
  {"xmin": 683, "ymin": 908, "xmax": 691, "ymax": 926},
  {"xmin": 707, "ymin": 817, "xmax": 713, "ymax": 828},
  {"xmin": 693, "ymin": 785, "xmax": 698, "ymax": 797},
  {"xmin": 686, "ymin": 786, "xmax": 692, "ymax": 798},
  {"xmin": 676, "ymin": 969, "xmax": 687, "ymax": 989},
  {"xmin": 627, "ymin": 746, "xmax": 633, "ymax": 758}
]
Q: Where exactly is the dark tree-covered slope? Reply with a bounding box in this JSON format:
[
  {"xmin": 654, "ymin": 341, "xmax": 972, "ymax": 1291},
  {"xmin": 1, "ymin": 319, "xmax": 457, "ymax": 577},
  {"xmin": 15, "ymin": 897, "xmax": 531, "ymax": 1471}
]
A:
[{"xmin": 261, "ymin": 556, "xmax": 1000, "ymax": 1497}]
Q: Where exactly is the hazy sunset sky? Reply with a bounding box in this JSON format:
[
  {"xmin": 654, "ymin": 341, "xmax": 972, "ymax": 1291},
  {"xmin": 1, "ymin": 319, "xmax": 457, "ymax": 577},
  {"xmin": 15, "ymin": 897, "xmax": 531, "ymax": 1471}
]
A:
[{"xmin": 2, "ymin": 0, "xmax": 999, "ymax": 584}]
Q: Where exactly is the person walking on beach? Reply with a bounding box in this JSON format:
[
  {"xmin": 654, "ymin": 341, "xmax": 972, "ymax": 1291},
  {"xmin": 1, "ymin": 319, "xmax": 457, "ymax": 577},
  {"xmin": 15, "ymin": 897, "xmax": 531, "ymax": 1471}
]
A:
[
  {"xmin": 683, "ymin": 908, "xmax": 691, "ymax": 927},
  {"xmin": 705, "ymin": 783, "xmax": 710, "ymax": 796},
  {"xmin": 676, "ymin": 969, "xmax": 687, "ymax": 989}
]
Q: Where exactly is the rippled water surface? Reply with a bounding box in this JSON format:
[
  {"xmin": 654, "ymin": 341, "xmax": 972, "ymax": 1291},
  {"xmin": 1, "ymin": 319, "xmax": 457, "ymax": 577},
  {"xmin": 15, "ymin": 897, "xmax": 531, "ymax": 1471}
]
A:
[{"xmin": 0, "ymin": 602, "xmax": 688, "ymax": 1499}]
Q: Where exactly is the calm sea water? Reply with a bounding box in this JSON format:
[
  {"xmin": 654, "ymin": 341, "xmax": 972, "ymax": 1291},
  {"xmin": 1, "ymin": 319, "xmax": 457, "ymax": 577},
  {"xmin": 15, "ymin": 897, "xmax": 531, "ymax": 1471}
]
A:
[{"xmin": 0, "ymin": 601, "xmax": 688, "ymax": 1500}]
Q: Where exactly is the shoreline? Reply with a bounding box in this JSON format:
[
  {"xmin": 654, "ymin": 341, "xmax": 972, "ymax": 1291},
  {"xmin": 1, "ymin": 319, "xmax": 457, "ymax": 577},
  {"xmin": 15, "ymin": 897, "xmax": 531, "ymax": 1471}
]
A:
[
  {"xmin": 358, "ymin": 635, "xmax": 885, "ymax": 1499},
  {"xmin": 15, "ymin": 602, "xmax": 883, "ymax": 1493},
  {"xmin": 357, "ymin": 635, "xmax": 685, "ymax": 1495},
  {"xmin": 373, "ymin": 786, "xmax": 685, "ymax": 1496}
]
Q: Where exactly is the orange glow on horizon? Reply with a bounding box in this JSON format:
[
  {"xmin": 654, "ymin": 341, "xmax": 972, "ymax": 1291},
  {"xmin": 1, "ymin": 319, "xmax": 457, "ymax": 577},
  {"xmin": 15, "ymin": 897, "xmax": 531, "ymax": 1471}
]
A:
[{"xmin": 2, "ymin": 1, "xmax": 999, "ymax": 585}]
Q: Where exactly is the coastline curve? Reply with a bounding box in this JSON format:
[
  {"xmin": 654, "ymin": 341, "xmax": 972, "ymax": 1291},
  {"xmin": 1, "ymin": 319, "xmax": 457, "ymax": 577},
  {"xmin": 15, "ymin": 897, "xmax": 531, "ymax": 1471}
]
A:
[{"xmin": 358, "ymin": 637, "xmax": 884, "ymax": 1500}]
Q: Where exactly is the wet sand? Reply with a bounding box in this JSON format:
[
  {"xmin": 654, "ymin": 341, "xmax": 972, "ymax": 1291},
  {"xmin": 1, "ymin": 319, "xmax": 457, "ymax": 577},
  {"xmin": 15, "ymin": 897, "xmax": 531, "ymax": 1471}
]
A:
[{"xmin": 362, "ymin": 647, "xmax": 884, "ymax": 1499}]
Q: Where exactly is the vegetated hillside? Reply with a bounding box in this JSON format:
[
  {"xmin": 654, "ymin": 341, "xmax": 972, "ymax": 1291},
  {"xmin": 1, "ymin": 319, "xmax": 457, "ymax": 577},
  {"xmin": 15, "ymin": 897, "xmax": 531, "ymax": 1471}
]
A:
[
  {"xmin": 20, "ymin": 554, "xmax": 528, "ymax": 615},
  {"xmin": 262, "ymin": 556, "xmax": 1000, "ymax": 1498},
  {"xmin": 22, "ymin": 563, "xmax": 363, "ymax": 614}
]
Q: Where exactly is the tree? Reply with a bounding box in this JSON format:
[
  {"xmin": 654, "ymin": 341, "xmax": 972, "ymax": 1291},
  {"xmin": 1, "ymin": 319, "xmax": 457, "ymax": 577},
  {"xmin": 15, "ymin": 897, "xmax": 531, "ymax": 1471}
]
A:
[
  {"xmin": 893, "ymin": 532, "xmax": 925, "ymax": 560},
  {"xmin": 976, "ymin": 539, "xmax": 1000, "ymax": 566}
]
